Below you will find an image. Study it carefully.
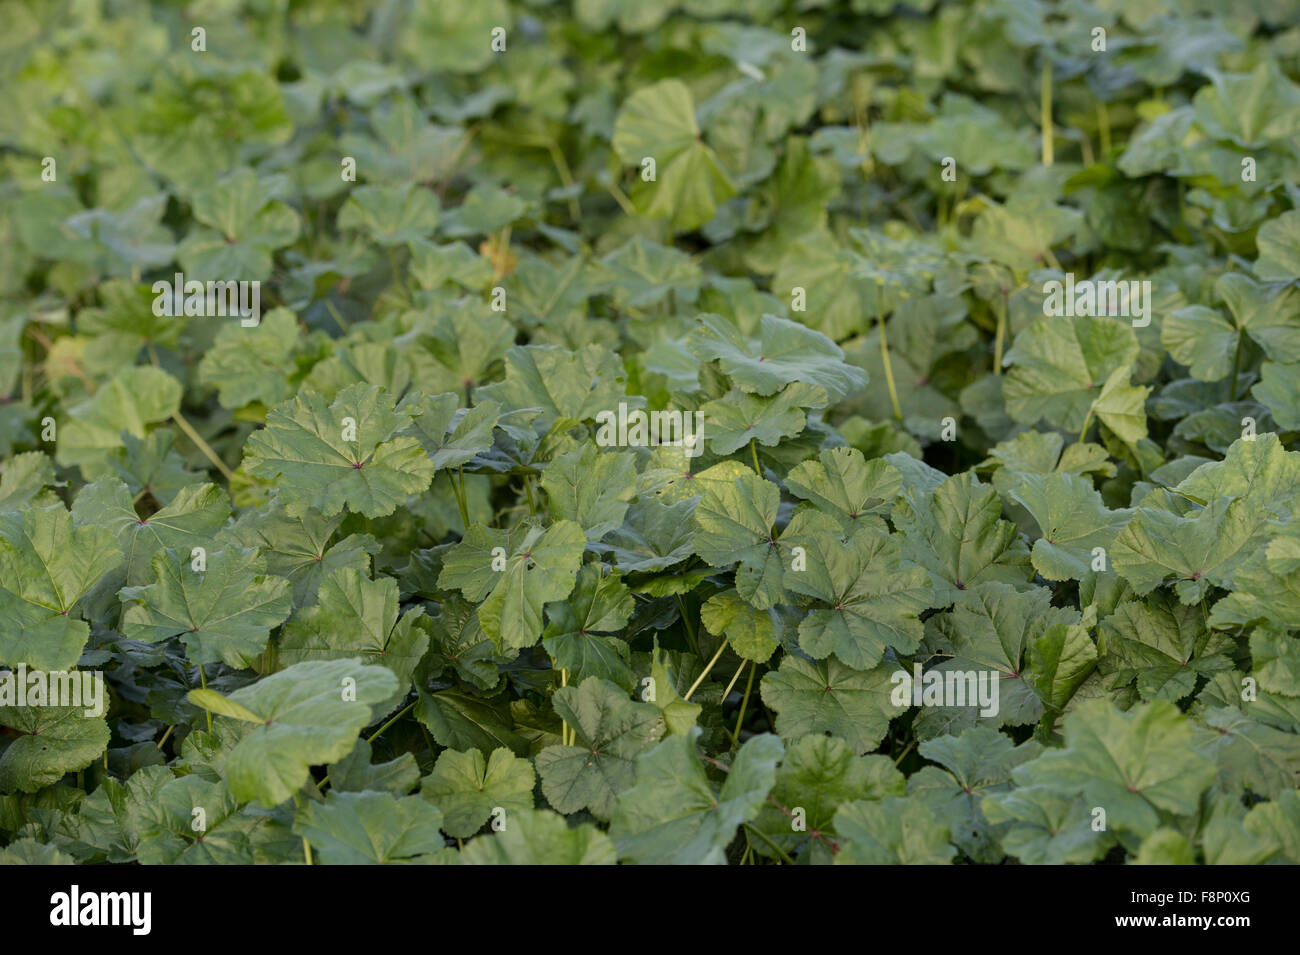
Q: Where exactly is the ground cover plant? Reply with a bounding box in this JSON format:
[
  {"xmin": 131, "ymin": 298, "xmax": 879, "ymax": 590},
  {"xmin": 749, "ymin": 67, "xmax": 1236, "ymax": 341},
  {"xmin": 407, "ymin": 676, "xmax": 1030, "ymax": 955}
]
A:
[{"xmin": 1, "ymin": 0, "xmax": 1300, "ymax": 866}]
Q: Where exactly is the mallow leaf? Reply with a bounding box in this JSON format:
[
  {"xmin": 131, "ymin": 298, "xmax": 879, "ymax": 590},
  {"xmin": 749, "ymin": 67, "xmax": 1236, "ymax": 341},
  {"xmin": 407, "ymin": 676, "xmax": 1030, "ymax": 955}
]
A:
[
  {"xmin": 242, "ymin": 383, "xmax": 434, "ymax": 518},
  {"xmin": 186, "ymin": 659, "xmax": 399, "ymax": 808},
  {"xmin": 609, "ymin": 731, "xmax": 783, "ymax": 865},
  {"xmin": 120, "ymin": 548, "xmax": 293, "ymax": 669},
  {"xmin": 535, "ymin": 677, "xmax": 665, "ymax": 819}
]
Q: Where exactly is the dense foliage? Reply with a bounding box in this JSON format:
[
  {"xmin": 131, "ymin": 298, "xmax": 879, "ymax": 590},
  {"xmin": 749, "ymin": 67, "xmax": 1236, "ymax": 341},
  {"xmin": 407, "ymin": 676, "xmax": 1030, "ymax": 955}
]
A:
[{"xmin": 2, "ymin": 0, "xmax": 1300, "ymax": 865}]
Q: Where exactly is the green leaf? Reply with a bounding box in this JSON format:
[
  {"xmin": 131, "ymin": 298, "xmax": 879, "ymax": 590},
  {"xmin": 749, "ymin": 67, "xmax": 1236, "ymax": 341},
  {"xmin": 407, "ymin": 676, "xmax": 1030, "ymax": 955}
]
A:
[
  {"xmin": 219, "ymin": 499, "xmax": 378, "ymax": 607},
  {"xmin": 279, "ymin": 568, "xmax": 430, "ymax": 693},
  {"xmin": 1195, "ymin": 705, "xmax": 1300, "ymax": 799},
  {"xmin": 420, "ymin": 747, "xmax": 536, "ymax": 838},
  {"xmin": 177, "ymin": 170, "xmax": 300, "ymax": 282},
  {"xmin": 612, "ymin": 80, "xmax": 735, "ymax": 231},
  {"xmin": 981, "ymin": 786, "xmax": 1110, "ymax": 864},
  {"xmin": 907, "ymin": 727, "xmax": 1044, "ymax": 863},
  {"xmin": 785, "ymin": 447, "xmax": 902, "ymax": 531},
  {"xmin": 242, "ymin": 383, "xmax": 434, "ymax": 518},
  {"xmin": 760, "ymin": 654, "xmax": 905, "ymax": 755},
  {"xmin": 892, "ymin": 471, "xmax": 1032, "ymax": 605},
  {"xmin": 700, "ymin": 383, "xmax": 827, "ymax": 454},
  {"xmin": 328, "ymin": 739, "xmax": 420, "ymax": 795},
  {"xmin": 692, "ymin": 465, "xmax": 789, "ymax": 609},
  {"xmin": 120, "ymin": 548, "xmax": 293, "ymax": 668},
  {"xmin": 1010, "ymin": 472, "xmax": 1131, "ymax": 581},
  {"xmin": 700, "ymin": 590, "xmax": 779, "ymax": 664},
  {"xmin": 690, "ymin": 313, "xmax": 867, "ymax": 402},
  {"xmin": 542, "ymin": 564, "xmax": 637, "ymax": 690},
  {"xmin": 416, "ymin": 688, "xmax": 527, "ymax": 756},
  {"xmin": 1099, "ymin": 595, "xmax": 1234, "ymax": 704},
  {"xmin": 478, "ymin": 344, "xmax": 640, "ymax": 428},
  {"xmin": 73, "ymin": 478, "xmax": 230, "ymax": 585},
  {"xmin": 295, "ymin": 791, "xmax": 445, "ymax": 864},
  {"xmin": 536, "ymin": 677, "xmax": 664, "ymax": 819},
  {"xmin": 198, "ymin": 308, "xmax": 301, "ymax": 409},
  {"xmin": 783, "ymin": 511, "xmax": 932, "ymax": 669},
  {"xmin": 1028, "ymin": 616, "xmax": 1098, "ymax": 714},
  {"xmin": 407, "ymin": 393, "xmax": 501, "ymax": 471},
  {"xmin": 438, "ymin": 519, "xmax": 586, "ymax": 653},
  {"xmin": 609, "ymin": 731, "xmax": 783, "ymax": 864},
  {"xmin": 338, "ymin": 184, "xmax": 440, "ymax": 246},
  {"xmin": 0, "ymin": 706, "xmax": 110, "ymax": 794},
  {"xmin": 57, "ymin": 367, "xmax": 182, "ymax": 471},
  {"xmin": 1003, "ymin": 316, "xmax": 1138, "ymax": 433},
  {"xmin": 460, "ymin": 808, "xmax": 616, "ymax": 865},
  {"xmin": 750, "ymin": 734, "xmax": 903, "ymax": 860},
  {"xmin": 1255, "ymin": 209, "xmax": 1300, "ymax": 283},
  {"xmin": 1192, "ymin": 62, "xmax": 1300, "ymax": 149},
  {"xmin": 206, "ymin": 659, "xmax": 399, "ymax": 807},
  {"xmin": 834, "ymin": 796, "xmax": 956, "ymax": 865},
  {"xmin": 540, "ymin": 444, "xmax": 637, "ymax": 541},
  {"xmin": 0, "ymin": 504, "xmax": 121, "ymax": 670},
  {"xmin": 1013, "ymin": 699, "xmax": 1216, "ymax": 838},
  {"xmin": 187, "ymin": 689, "xmax": 263, "ymax": 723}
]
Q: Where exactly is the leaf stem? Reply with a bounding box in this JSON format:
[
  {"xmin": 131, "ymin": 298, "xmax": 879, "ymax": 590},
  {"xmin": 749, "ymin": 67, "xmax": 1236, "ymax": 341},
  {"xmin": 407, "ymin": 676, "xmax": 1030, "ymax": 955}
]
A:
[
  {"xmin": 720, "ymin": 659, "xmax": 748, "ymax": 704},
  {"xmin": 743, "ymin": 822, "xmax": 795, "ymax": 865},
  {"xmin": 560, "ymin": 668, "xmax": 571, "ymax": 747},
  {"xmin": 605, "ymin": 180, "xmax": 638, "ymax": 217},
  {"xmin": 731, "ymin": 662, "xmax": 756, "ymax": 747},
  {"xmin": 1040, "ymin": 58, "xmax": 1054, "ymax": 166},
  {"xmin": 684, "ymin": 640, "xmax": 728, "ymax": 701},
  {"xmin": 452, "ymin": 467, "xmax": 470, "ymax": 528},
  {"xmin": 156, "ymin": 724, "xmax": 175, "ymax": 750},
  {"xmin": 893, "ymin": 737, "xmax": 917, "ymax": 766},
  {"xmin": 198, "ymin": 664, "xmax": 212, "ymax": 733},
  {"xmin": 676, "ymin": 594, "xmax": 700, "ymax": 656},
  {"xmin": 876, "ymin": 286, "xmax": 903, "ymax": 421},
  {"xmin": 1229, "ymin": 332, "xmax": 1244, "ymax": 401},
  {"xmin": 367, "ymin": 700, "xmax": 416, "ymax": 744},
  {"xmin": 172, "ymin": 410, "xmax": 236, "ymax": 483},
  {"xmin": 993, "ymin": 287, "xmax": 1008, "ymax": 374},
  {"xmin": 1076, "ymin": 404, "xmax": 1095, "ymax": 446},
  {"xmin": 749, "ymin": 438, "xmax": 761, "ymax": 475}
]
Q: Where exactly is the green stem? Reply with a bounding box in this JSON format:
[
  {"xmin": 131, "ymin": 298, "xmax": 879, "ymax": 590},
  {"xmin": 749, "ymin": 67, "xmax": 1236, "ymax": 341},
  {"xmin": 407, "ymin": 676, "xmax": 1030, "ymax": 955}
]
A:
[
  {"xmin": 993, "ymin": 288, "xmax": 1008, "ymax": 374},
  {"xmin": 684, "ymin": 639, "xmax": 728, "ymax": 701},
  {"xmin": 294, "ymin": 794, "xmax": 313, "ymax": 865},
  {"xmin": 367, "ymin": 700, "xmax": 416, "ymax": 744},
  {"xmin": 199, "ymin": 664, "xmax": 212, "ymax": 733},
  {"xmin": 893, "ymin": 737, "xmax": 918, "ymax": 766},
  {"xmin": 523, "ymin": 476, "xmax": 536, "ymax": 516},
  {"xmin": 1229, "ymin": 332, "xmax": 1244, "ymax": 401},
  {"xmin": 546, "ymin": 140, "xmax": 581, "ymax": 221},
  {"xmin": 605, "ymin": 180, "xmax": 637, "ymax": 217},
  {"xmin": 720, "ymin": 659, "xmax": 748, "ymax": 704},
  {"xmin": 172, "ymin": 410, "xmax": 236, "ymax": 483},
  {"xmin": 1097, "ymin": 101, "xmax": 1111, "ymax": 156},
  {"xmin": 676, "ymin": 595, "xmax": 700, "ymax": 656},
  {"xmin": 1076, "ymin": 405, "xmax": 1095, "ymax": 446},
  {"xmin": 749, "ymin": 438, "xmax": 761, "ymax": 476},
  {"xmin": 731, "ymin": 662, "xmax": 756, "ymax": 747},
  {"xmin": 323, "ymin": 298, "xmax": 350, "ymax": 334},
  {"xmin": 1040, "ymin": 58, "xmax": 1054, "ymax": 166},
  {"xmin": 743, "ymin": 822, "xmax": 795, "ymax": 865},
  {"xmin": 453, "ymin": 467, "xmax": 470, "ymax": 528},
  {"xmin": 876, "ymin": 286, "xmax": 903, "ymax": 421},
  {"xmin": 156, "ymin": 724, "xmax": 175, "ymax": 750}
]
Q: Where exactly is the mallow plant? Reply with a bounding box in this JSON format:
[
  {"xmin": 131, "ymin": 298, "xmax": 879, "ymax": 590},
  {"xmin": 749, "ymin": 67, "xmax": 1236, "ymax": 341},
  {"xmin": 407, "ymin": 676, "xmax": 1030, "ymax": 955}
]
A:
[{"xmin": 0, "ymin": 0, "xmax": 1298, "ymax": 865}]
